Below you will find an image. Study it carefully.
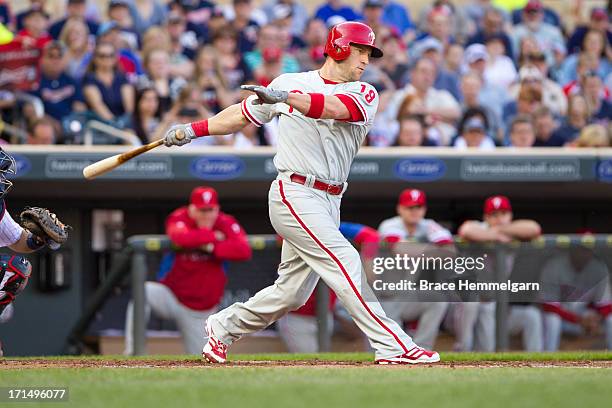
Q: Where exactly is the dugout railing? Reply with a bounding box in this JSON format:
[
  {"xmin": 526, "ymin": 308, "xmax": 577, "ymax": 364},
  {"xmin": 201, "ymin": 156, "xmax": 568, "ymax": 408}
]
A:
[{"xmin": 66, "ymin": 234, "xmax": 612, "ymax": 355}]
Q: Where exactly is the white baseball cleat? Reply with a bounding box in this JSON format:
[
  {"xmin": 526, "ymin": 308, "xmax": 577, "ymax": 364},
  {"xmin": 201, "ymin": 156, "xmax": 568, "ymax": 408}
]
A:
[
  {"xmin": 375, "ymin": 346, "xmax": 441, "ymax": 365},
  {"xmin": 202, "ymin": 319, "xmax": 228, "ymax": 364}
]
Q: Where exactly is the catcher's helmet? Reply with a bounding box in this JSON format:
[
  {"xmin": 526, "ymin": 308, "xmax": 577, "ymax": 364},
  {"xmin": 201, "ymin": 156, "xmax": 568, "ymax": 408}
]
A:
[
  {"xmin": 0, "ymin": 148, "xmax": 15, "ymax": 200},
  {"xmin": 324, "ymin": 21, "xmax": 383, "ymax": 61}
]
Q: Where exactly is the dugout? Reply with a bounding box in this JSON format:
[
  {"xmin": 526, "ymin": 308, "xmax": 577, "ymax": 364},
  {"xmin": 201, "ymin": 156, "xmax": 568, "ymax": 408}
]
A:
[{"xmin": 1, "ymin": 146, "xmax": 611, "ymax": 355}]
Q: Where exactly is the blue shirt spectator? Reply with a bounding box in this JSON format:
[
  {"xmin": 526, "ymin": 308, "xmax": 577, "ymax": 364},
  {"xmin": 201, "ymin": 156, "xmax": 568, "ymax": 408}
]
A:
[
  {"xmin": 48, "ymin": 0, "xmax": 99, "ymax": 40},
  {"xmin": 315, "ymin": 0, "xmax": 361, "ymax": 27},
  {"xmin": 381, "ymin": 0, "xmax": 414, "ymax": 35}
]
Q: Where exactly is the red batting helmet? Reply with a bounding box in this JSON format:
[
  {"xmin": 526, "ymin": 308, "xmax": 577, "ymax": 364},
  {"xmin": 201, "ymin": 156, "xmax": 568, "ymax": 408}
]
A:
[{"xmin": 324, "ymin": 22, "xmax": 383, "ymax": 61}]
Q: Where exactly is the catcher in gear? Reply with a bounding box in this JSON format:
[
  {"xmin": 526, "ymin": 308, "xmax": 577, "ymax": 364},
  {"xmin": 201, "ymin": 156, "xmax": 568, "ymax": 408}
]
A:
[{"xmin": 0, "ymin": 147, "xmax": 70, "ymax": 355}]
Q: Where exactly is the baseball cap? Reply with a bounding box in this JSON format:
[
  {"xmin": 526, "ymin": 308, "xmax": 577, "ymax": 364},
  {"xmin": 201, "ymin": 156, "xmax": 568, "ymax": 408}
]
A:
[
  {"xmin": 364, "ymin": 0, "xmax": 384, "ymax": 8},
  {"xmin": 465, "ymin": 116, "xmax": 486, "ymax": 132},
  {"xmin": 413, "ymin": 37, "xmax": 443, "ymax": 59},
  {"xmin": 399, "ymin": 189, "xmax": 427, "ymax": 207},
  {"xmin": 524, "ymin": 0, "xmax": 543, "ymax": 13},
  {"xmin": 190, "ymin": 186, "xmax": 219, "ymax": 209},
  {"xmin": 484, "ymin": 195, "xmax": 512, "ymax": 214},
  {"xmin": 519, "ymin": 65, "xmax": 543, "ymax": 81},
  {"xmin": 109, "ymin": 0, "xmax": 130, "ymax": 9},
  {"xmin": 591, "ymin": 7, "xmax": 608, "ymax": 21},
  {"xmin": 464, "ymin": 44, "xmax": 488, "ymax": 64}
]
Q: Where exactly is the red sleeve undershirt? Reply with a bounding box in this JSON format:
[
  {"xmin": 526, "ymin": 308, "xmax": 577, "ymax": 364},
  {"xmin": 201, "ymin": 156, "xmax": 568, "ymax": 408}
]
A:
[{"xmin": 335, "ymin": 94, "xmax": 364, "ymax": 122}]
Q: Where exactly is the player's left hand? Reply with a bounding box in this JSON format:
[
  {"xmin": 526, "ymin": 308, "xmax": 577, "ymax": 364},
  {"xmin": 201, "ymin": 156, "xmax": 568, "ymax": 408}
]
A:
[
  {"xmin": 19, "ymin": 207, "xmax": 70, "ymax": 250},
  {"xmin": 241, "ymin": 85, "xmax": 288, "ymax": 105}
]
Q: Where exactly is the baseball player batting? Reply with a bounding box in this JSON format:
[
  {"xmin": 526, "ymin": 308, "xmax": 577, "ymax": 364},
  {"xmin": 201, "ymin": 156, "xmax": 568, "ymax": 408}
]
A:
[{"xmin": 163, "ymin": 22, "xmax": 439, "ymax": 364}]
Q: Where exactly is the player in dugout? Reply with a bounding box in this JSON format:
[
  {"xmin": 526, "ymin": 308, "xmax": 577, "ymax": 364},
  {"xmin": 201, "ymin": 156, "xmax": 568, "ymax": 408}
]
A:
[
  {"xmin": 457, "ymin": 195, "xmax": 543, "ymax": 351},
  {"xmin": 124, "ymin": 186, "xmax": 252, "ymax": 355}
]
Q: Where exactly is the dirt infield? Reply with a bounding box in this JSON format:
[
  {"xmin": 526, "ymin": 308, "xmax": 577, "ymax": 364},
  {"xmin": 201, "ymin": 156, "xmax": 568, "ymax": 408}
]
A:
[{"xmin": 1, "ymin": 359, "xmax": 611, "ymax": 369}]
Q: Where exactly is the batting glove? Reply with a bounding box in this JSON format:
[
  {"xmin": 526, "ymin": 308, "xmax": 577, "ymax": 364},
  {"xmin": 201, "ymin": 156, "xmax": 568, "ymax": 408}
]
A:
[
  {"xmin": 163, "ymin": 124, "xmax": 195, "ymax": 147},
  {"xmin": 241, "ymin": 85, "xmax": 288, "ymax": 105}
]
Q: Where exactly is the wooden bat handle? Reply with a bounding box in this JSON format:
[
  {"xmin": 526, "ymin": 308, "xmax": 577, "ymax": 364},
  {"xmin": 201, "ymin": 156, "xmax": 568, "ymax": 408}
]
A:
[{"xmin": 83, "ymin": 138, "xmax": 165, "ymax": 180}]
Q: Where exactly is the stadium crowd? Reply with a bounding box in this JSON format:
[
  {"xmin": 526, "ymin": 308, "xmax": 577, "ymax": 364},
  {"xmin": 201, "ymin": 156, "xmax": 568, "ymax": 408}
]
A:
[{"xmin": 0, "ymin": 0, "xmax": 610, "ymax": 147}]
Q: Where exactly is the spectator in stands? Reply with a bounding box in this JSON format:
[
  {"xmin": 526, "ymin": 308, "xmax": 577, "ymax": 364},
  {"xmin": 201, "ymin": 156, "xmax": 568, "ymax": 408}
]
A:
[
  {"xmin": 59, "ymin": 18, "xmax": 91, "ymax": 81},
  {"xmin": 49, "ymin": 0, "xmax": 98, "ymax": 40},
  {"xmin": 394, "ymin": 114, "xmax": 438, "ymax": 146},
  {"xmin": 127, "ymin": 0, "xmax": 168, "ymax": 35},
  {"xmin": 561, "ymin": 53, "xmax": 604, "ymax": 97},
  {"xmin": 278, "ymin": 222, "xmax": 377, "ymax": 352},
  {"xmin": 482, "ymin": 35, "xmax": 517, "ymax": 91},
  {"xmin": 140, "ymin": 25, "xmax": 171, "ymax": 56},
  {"xmin": 450, "ymin": 108, "xmax": 496, "ymax": 149},
  {"xmin": 210, "ymin": 27, "xmax": 254, "ymax": 91},
  {"xmin": 569, "ymin": 124, "xmax": 611, "ymax": 148},
  {"xmin": 107, "ymin": 1, "xmax": 140, "ymax": 52},
  {"xmin": 314, "ymin": 0, "xmax": 360, "ymax": 28},
  {"xmin": 508, "ymin": 114, "xmax": 535, "ymax": 147},
  {"xmin": 377, "ymin": 188, "xmax": 451, "ymax": 350},
  {"xmin": 370, "ymin": 32, "xmax": 408, "ymax": 89},
  {"xmin": 377, "ymin": 0, "xmax": 415, "ymax": 41},
  {"xmin": 96, "ymin": 21, "xmax": 143, "ymax": 77},
  {"xmin": 27, "ymin": 117, "xmax": 56, "ymax": 144},
  {"xmin": 33, "ymin": 41, "xmax": 86, "ymax": 123},
  {"xmin": 458, "ymin": 195, "xmax": 543, "ymax": 352},
  {"xmin": 444, "ymin": 43, "xmax": 464, "ymax": 76},
  {"xmin": 558, "ymin": 30, "xmax": 612, "ymax": 86},
  {"xmin": 229, "ymin": 0, "xmax": 260, "ymax": 54},
  {"xmin": 511, "ymin": 0, "xmax": 560, "ymax": 28},
  {"xmin": 467, "ymin": 6, "xmax": 513, "ymax": 59},
  {"xmin": 168, "ymin": 0, "xmax": 209, "ymax": 44},
  {"xmin": 541, "ymin": 240, "xmax": 612, "ymax": 351},
  {"xmin": 502, "ymin": 85, "xmax": 542, "ymax": 136},
  {"xmin": 414, "ymin": 5, "xmax": 455, "ymax": 48},
  {"xmin": 385, "ymin": 58, "xmax": 461, "ymax": 146},
  {"xmin": 566, "ymin": 7, "xmax": 611, "ymax": 56},
  {"xmin": 411, "ymin": 37, "xmax": 460, "ymax": 100},
  {"xmin": 509, "ymin": 65, "xmax": 567, "ymax": 117},
  {"xmin": 361, "ymin": 0, "xmax": 394, "ymax": 40},
  {"xmin": 16, "ymin": 6, "xmax": 52, "ymax": 50},
  {"xmin": 581, "ymin": 71, "xmax": 612, "ymax": 122},
  {"xmin": 463, "ymin": 44, "xmax": 508, "ymax": 122},
  {"xmin": 261, "ymin": 1, "xmax": 309, "ymax": 37},
  {"xmin": 14, "ymin": 0, "xmax": 46, "ymax": 32},
  {"xmin": 131, "ymin": 85, "xmax": 161, "ymax": 144},
  {"xmin": 552, "ymin": 94, "xmax": 589, "ymax": 143},
  {"xmin": 511, "ymin": 0, "xmax": 564, "ymax": 67},
  {"xmin": 165, "ymin": 7, "xmax": 197, "ymax": 78},
  {"xmin": 295, "ymin": 18, "xmax": 328, "ymax": 71},
  {"xmin": 243, "ymin": 24, "xmax": 299, "ymax": 75},
  {"xmin": 82, "ymin": 42, "xmax": 135, "ymax": 124},
  {"xmin": 169, "ymin": 84, "xmax": 217, "ymax": 146},
  {"xmin": 266, "ymin": 4, "xmax": 306, "ymax": 52},
  {"xmin": 417, "ymin": 0, "xmax": 472, "ymax": 44},
  {"xmin": 459, "ymin": 71, "xmax": 502, "ymax": 143},
  {"xmin": 124, "ymin": 186, "xmax": 252, "ymax": 355},
  {"xmin": 532, "ymin": 107, "xmax": 564, "ymax": 147},
  {"xmin": 142, "ymin": 48, "xmax": 186, "ymax": 116},
  {"xmin": 193, "ymin": 45, "xmax": 234, "ymax": 113}
]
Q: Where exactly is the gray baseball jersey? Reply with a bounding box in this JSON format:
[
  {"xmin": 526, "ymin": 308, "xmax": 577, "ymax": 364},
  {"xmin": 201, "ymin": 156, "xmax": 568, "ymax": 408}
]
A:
[
  {"xmin": 378, "ymin": 216, "xmax": 453, "ymax": 244},
  {"xmin": 207, "ymin": 70, "xmax": 423, "ymax": 360},
  {"xmin": 241, "ymin": 70, "xmax": 378, "ymax": 183}
]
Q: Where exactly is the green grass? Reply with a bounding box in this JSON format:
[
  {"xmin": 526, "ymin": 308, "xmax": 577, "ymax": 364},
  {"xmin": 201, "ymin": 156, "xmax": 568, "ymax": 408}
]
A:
[
  {"xmin": 1, "ymin": 353, "xmax": 611, "ymax": 408},
  {"xmin": 10, "ymin": 350, "xmax": 612, "ymax": 362}
]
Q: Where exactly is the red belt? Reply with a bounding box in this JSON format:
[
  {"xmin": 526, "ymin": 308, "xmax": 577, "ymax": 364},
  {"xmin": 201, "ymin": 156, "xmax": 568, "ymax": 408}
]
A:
[{"xmin": 290, "ymin": 173, "xmax": 344, "ymax": 195}]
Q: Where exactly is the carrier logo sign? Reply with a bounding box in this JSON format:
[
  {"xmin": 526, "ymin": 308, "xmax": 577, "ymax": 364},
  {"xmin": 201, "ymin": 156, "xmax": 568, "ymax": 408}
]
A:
[
  {"xmin": 191, "ymin": 156, "xmax": 245, "ymax": 180},
  {"xmin": 394, "ymin": 158, "xmax": 446, "ymax": 181},
  {"xmin": 597, "ymin": 160, "xmax": 612, "ymax": 182},
  {"xmin": 6, "ymin": 154, "xmax": 31, "ymax": 178}
]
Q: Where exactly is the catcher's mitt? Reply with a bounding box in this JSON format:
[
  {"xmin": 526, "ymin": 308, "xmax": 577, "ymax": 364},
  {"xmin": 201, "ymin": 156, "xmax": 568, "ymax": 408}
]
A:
[{"xmin": 20, "ymin": 207, "xmax": 70, "ymax": 246}]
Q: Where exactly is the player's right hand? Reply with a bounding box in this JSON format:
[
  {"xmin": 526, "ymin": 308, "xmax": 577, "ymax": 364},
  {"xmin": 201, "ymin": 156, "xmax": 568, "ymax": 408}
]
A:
[
  {"xmin": 241, "ymin": 85, "xmax": 288, "ymax": 105},
  {"xmin": 163, "ymin": 124, "xmax": 195, "ymax": 147}
]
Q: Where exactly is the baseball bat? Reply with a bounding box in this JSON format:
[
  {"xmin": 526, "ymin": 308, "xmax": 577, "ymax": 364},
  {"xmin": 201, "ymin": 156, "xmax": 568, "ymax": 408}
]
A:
[{"xmin": 82, "ymin": 129, "xmax": 185, "ymax": 180}]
